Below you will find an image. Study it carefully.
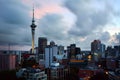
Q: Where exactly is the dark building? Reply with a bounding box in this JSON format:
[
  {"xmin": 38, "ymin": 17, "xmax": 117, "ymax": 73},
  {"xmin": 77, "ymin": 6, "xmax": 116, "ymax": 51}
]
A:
[
  {"xmin": 67, "ymin": 46, "xmax": 70, "ymax": 59},
  {"xmin": 106, "ymin": 46, "xmax": 112, "ymax": 55},
  {"xmin": 91, "ymin": 40, "xmax": 101, "ymax": 53},
  {"xmin": 91, "ymin": 40, "xmax": 105, "ymax": 58},
  {"xmin": 114, "ymin": 45, "xmax": 120, "ymax": 56},
  {"xmin": 70, "ymin": 44, "xmax": 76, "ymax": 59},
  {"xmin": 67, "ymin": 44, "xmax": 81, "ymax": 59},
  {"xmin": 67, "ymin": 44, "xmax": 76, "ymax": 59},
  {"xmin": 106, "ymin": 46, "xmax": 119, "ymax": 57},
  {"xmin": 38, "ymin": 37, "xmax": 47, "ymax": 60},
  {"xmin": 50, "ymin": 41, "xmax": 56, "ymax": 46},
  {"xmin": 76, "ymin": 48, "xmax": 81, "ymax": 55},
  {"xmin": 46, "ymin": 66, "xmax": 70, "ymax": 80}
]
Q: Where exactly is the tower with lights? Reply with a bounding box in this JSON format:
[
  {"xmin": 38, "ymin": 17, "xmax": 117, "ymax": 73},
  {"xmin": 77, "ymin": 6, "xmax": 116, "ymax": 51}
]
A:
[{"xmin": 30, "ymin": 7, "xmax": 36, "ymax": 54}]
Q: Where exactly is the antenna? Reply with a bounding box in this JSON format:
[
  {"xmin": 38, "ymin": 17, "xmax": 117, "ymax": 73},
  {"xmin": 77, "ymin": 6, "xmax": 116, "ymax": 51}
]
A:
[{"xmin": 32, "ymin": 4, "xmax": 35, "ymax": 23}]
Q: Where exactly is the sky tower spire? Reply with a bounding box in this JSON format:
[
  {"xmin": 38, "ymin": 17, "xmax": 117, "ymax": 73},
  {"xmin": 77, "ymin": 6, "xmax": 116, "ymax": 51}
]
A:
[
  {"xmin": 30, "ymin": 5, "xmax": 36, "ymax": 54},
  {"xmin": 32, "ymin": 5, "xmax": 35, "ymax": 23}
]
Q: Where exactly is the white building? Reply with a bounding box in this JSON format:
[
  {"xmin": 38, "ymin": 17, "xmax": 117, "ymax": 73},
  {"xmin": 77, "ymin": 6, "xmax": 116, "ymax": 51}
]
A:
[{"xmin": 45, "ymin": 46, "xmax": 58, "ymax": 68}]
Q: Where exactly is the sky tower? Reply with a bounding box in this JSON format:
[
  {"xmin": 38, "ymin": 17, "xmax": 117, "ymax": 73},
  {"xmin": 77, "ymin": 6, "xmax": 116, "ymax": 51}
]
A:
[{"xmin": 30, "ymin": 7, "xmax": 36, "ymax": 54}]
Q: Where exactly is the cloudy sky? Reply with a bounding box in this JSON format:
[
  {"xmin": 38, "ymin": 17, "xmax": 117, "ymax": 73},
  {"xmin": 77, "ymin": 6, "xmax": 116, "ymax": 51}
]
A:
[{"xmin": 0, "ymin": 0, "xmax": 120, "ymax": 51}]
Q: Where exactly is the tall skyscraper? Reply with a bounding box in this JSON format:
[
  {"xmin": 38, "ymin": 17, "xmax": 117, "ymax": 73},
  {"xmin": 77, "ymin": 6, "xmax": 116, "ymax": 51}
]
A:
[
  {"xmin": 38, "ymin": 37, "xmax": 47, "ymax": 60},
  {"xmin": 91, "ymin": 40, "xmax": 105, "ymax": 54},
  {"xmin": 30, "ymin": 7, "xmax": 37, "ymax": 54},
  {"xmin": 91, "ymin": 40, "xmax": 106, "ymax": 60},
  {"xmin": 91, "ymin": 40, "xmax": 101, "ymax": 53}
]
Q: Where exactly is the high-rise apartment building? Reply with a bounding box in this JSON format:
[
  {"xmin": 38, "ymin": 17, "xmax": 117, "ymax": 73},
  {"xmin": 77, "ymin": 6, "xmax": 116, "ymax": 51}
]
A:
[{"xmin": 38, "ymin": 37, "xmax": 47, "ymax": 60}]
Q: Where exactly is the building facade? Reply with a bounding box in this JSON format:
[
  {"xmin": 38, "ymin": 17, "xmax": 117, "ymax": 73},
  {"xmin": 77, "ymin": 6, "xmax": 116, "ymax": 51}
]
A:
[
  {"xmin": 45, "ymin": 45, "xmax": 58, "ymax": 68},
  {"xmin": 67, "ymin": 44, "xmax": 81, "ymax": 59},
  {"xmin": 91, "ymin": 40, "xmax": 106, "ymax": 53},
  {"xmin": 16, "ymin": 68, "xmax": 47, "ymax": 80},
  {"xmin": 46, "ymin": 66, "xmax": 70, "ymax": 80},
  {"xmin": 91, "ymin": 40, "xmax": 106, "ymax": 60},
  {"xmin": 38, "ymin": 37, "xmax": 47, "ymax": 60},
  {"xmin": 0, "ymin": 53, "xmax": 16, "ymax": 71}
]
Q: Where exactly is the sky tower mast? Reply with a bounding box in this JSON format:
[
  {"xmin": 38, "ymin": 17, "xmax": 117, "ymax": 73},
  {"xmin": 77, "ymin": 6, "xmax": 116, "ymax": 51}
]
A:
[{"xmin": 30, "ymin": 6, "xmax": 36, "ymax": 54}]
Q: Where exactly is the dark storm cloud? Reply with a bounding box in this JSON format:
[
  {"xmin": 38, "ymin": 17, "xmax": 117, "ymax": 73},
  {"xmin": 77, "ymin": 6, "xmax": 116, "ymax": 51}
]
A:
[
  {"xmin": 38, "ymin": 14, "xmax": 68, "ymax": 40},
  {"xmin": 36, "ymin": 0, "xmax": 116, "ymax": 49},
  {"xmin": 0, "ymin": 25, "xmax": 31, "ymax": 45},
  {"xmin": 0, "ymin": 0, "xmax": 31, "ymax": 45},
  {"xmin": 0, "ymin": 0, "xmax": 30, "ymax": 25},
  {"xmin": 99, "ymin": 32, "xmax": 111, "ymax": 42},
  {"xmin": 0, "ymin": 0, "xmax": 119, "ymax": 50},
  {"xmin": 65, "ymin": 0, "xmax": 114, "ymax": 37}
]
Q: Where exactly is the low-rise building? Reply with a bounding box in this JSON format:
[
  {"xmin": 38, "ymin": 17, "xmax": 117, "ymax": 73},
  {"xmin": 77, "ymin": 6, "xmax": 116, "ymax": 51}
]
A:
[
  {"xmin": 16, "ymin": 68, "xmax": 47, "ymax": 80},
  {"xmin": 46, "ymin": 63, "xmax": 70, "ymax": 80}
]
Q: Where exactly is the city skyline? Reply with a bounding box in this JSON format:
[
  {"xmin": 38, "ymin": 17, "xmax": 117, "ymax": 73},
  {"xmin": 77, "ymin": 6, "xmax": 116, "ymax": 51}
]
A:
[{"xmin": 0, "ymin": 0, "xmax": 120, "ymax": 50}]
